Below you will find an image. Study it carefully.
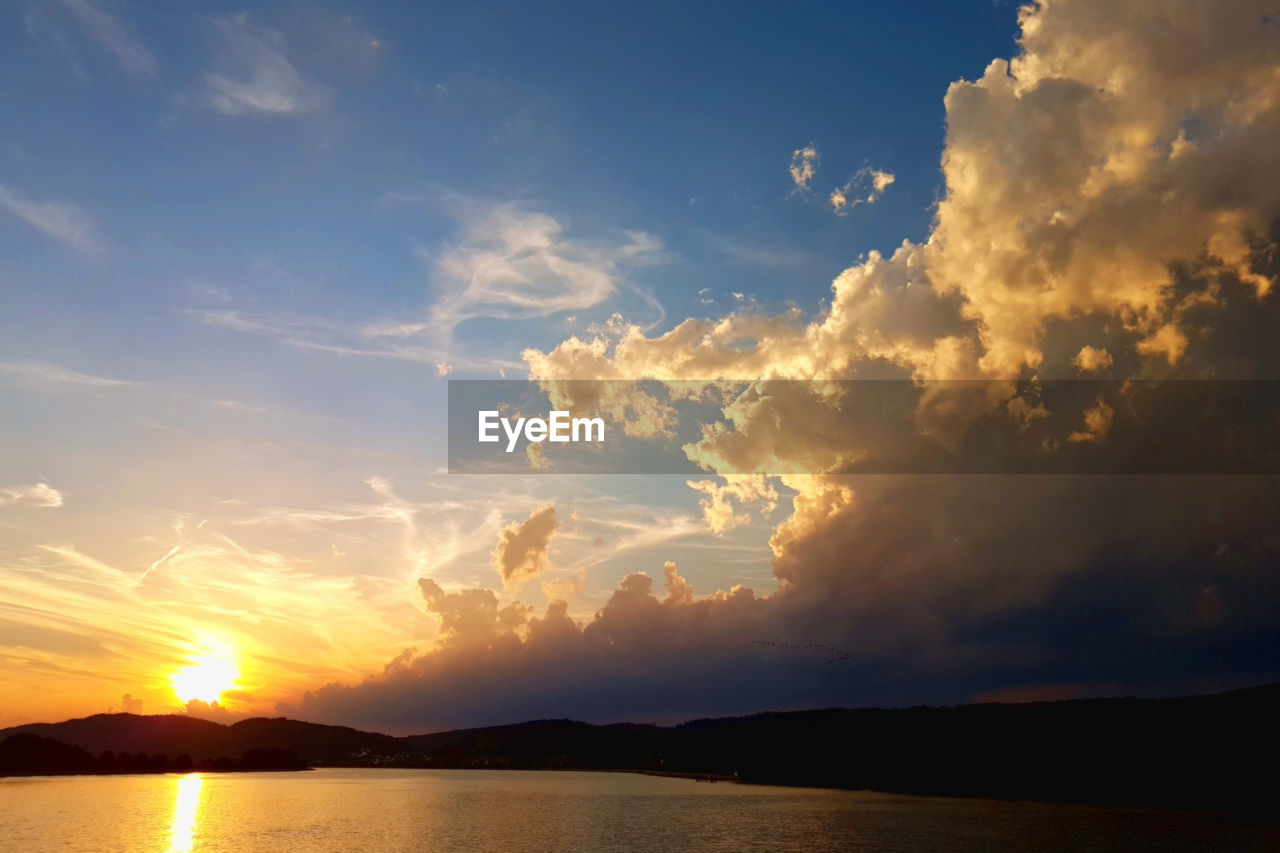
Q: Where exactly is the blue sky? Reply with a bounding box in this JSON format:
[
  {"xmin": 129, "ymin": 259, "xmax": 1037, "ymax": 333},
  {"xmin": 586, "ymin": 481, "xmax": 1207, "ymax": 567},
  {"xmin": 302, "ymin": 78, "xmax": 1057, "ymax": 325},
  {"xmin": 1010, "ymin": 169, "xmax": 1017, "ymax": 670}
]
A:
[
  {"xmin": 0, "ymin": 1, "xmax": 1017, "ymax": 632},
  {"xmin": 0, "ymin": 0, "xmax": 1016, "ymax": 720},
  {"xmin": 2, "ymin": 1, "xmax": 1019, "ymax": 394}
]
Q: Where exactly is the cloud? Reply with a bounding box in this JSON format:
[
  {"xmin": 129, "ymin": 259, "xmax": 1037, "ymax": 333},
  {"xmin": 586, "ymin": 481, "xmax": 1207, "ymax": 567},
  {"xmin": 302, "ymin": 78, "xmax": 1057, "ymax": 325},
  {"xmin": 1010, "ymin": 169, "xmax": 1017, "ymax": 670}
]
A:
[
  {"xmin": 0, "ymin": 483, "xmax": 64, "ymax": 509},
  {"xmin": 284, "ymin": 466, "xmax": 1280, "ymax": 732},
  {"xmin": 426, "ymin": 202, "xmax": 664, "ymax": 334},
  {"xmin": 491, "ymin": 505, "xmax": 559, "ymax": 586},
  {"xmin": 829, "ymin": 167, "xmax": 895, "ymax": 214},
  {"xmin": 35, "ymin": 1, "xmax": 1247, "ymax": 735},
  {"xmin": 0, "ymin": 184, "xmax": 99, "ymax": 252},
  {"xmin": 525, "ymin": 441, "xmax": 550, "ymax": 470},
  {"xmin": 523, "ymin": 0, "xmax": 1280, "ymax": 469},
  {"xmin": 186, "ymin": 309, "xmax": 524, "ymax": 374},
  {"xmin": 788, "ymin": 145, "xmax": 819, "ymax": 193},
  {"xmin": 205, "ymin": 14, "xmax": 328, "ymax": 115},
  {"xmin": 278, "ymin": 0, "xmax": 1280, "ymax": 731},
  {"xmin": 541, "ymin": 565, "xmax": 587, "ymax": 604},
  {"xmin": 703, "ymin": 232, "xmax": 808, "ymax": 268},
  {"xmin": 1073, "ymin": 345, "xmax": 1114, "ymax": 373},
  {"xmin": 119, "ymin": 692, "xmax": 143, "ymax": 714},
  {"xmin": 4, "ymin": 473, "xmax": 523, "ymax": 724},
  {"xmin": 417, "ymin": 579, "xmax": 530, "ymax": 649},
  {"xmin": 52, "ymin": 0, "xmax": 155, "ymax": 75},
  {"xmin": 288, "ymin": 561, "xmax": 772, "ymax": 731},
  {"xmin": 546, "ymin": 1, "xmax": 1278, "ymax": 385},
  {"xmin": 183, "ymin": 699, "xmax": 248, "ymax": 724},
  {"xmin": 187, "ymin": 199, "xmax": 661, "ymax": 370},
  {"xmin": 0, "ymin": 360, "xmax": 139, "ymax": 387},
  {"xmin": 687, "ymin": 476, "xmax": 777, "ymax": 535},
  {"xmin": 1066, "ymin": 397, "xmax": 1114, "ymax": 443},
  {"xmin": 662, "ymin": 561, "xmax": 694, "ymax": 605}
]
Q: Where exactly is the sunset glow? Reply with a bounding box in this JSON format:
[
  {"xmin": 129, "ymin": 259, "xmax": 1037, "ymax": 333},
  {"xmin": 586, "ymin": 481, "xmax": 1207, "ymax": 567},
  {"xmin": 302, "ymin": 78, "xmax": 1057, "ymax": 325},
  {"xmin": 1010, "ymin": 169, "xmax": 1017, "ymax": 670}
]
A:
[
  {"xmin": 170, "ymin": 652, "xmax": 239, "ymax": 706},
  {"xmin": 0, "ymin": 0, "xmax": 1277, "ymax": 742}
]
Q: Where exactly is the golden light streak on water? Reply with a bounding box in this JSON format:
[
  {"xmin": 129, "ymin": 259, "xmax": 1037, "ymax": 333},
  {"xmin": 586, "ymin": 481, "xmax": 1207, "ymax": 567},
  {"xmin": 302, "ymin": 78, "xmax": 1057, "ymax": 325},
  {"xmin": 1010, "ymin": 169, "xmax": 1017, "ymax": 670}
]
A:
[{"xmin": 166, "ymin": 774, "xmax": 203, "ymax": 853}]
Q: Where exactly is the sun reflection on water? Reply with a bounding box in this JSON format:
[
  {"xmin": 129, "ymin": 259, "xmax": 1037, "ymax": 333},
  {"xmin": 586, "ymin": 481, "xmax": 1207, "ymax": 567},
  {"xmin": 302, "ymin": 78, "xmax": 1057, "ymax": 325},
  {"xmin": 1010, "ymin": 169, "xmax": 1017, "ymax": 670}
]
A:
[{"xmin": 167, "ymin": 774, "xmax": 203, "ymax": 853}]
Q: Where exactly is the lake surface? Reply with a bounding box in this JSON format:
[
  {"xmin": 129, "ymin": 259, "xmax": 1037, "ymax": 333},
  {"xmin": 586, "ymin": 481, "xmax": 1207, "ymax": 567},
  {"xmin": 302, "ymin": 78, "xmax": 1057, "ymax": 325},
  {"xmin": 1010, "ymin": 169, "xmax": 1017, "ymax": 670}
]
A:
[{"xmin": 0, "ymin": 768, "xmax": 1274, "ymax": 852}]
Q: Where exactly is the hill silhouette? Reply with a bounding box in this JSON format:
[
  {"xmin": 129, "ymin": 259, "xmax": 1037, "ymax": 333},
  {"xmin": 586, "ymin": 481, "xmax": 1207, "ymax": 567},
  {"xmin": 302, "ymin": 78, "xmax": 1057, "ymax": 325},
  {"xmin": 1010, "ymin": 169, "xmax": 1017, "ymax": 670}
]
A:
[{"xmin": 3, "ymin": 683, "xmax": 1277, "ymax": 813}]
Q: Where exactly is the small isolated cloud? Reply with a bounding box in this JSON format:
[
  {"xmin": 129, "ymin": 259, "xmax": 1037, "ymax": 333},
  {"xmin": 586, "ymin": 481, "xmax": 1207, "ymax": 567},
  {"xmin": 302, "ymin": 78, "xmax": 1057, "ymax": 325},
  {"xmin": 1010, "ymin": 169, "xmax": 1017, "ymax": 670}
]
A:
[
  {"xmin": 788, "ymin": 144, "xmax": 819, "ymax": 193},
  {"xmin": 53, "ymin": 0, "xmax": 155, "ymax": 75},
  {"xmin": 1073, "ymin": 346, "xmax": 1114, "ymax": 373},
  {"xmin": 491, "ymin": 504, "xmax": 558, "ymax": 586},
  {"xmin": 119, "ymin": 692, "xmax": 143, "ymax": 714},
  {"xmin": 0, "ymin": 184, "xmax": 99, "ymax": 252},
  {"xmin": 205, "ymin": 14, "xmax": 328, "ymax": 115},
  {"xmin": 1067, "ymin": 398, "xmax": 1115, "ymax": 444},
  {"xmin": 0, "ymin": 483, "xmax": 64, "ymax": 509},
  {"xmin": 830, "ymin": 167, "xmax": 895, "ymax": 214}
]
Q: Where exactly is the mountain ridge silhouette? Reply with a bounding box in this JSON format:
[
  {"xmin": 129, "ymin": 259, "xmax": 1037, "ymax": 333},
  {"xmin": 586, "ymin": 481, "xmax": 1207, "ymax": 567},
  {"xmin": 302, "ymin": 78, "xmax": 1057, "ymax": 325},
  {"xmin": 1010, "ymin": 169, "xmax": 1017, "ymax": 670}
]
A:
[{"xmin": 4, "ymin": 682, "xmax": 1277, "ymax": 813}]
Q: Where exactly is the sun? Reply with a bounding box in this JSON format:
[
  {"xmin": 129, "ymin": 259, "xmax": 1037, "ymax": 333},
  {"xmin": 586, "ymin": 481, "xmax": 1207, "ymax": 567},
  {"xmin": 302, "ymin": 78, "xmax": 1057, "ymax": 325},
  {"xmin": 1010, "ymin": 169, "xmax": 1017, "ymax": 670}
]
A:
[{"xmin": 171, "ymin": 654, "xmax": 239, "ymax": 705}]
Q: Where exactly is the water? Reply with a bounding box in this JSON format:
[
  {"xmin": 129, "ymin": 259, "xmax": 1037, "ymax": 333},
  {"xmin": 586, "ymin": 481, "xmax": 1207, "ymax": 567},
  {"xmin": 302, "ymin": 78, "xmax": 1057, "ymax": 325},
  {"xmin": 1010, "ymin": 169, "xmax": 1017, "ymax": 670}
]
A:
[{"xmin": 0, "ymin": 769, "xmax": 1273, "ymax": 852}]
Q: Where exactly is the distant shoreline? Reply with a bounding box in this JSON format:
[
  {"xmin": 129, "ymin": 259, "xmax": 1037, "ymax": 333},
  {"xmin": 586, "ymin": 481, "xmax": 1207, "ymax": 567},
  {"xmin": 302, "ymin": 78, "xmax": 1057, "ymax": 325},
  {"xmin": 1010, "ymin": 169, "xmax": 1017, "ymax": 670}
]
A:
[
  {"xmin": 0, "ymin": 767, "xmax": 313, "ymax": 778},
  {"xmin": 4, "ymin": 683, "xmax": 1278, "ymax": 817}
]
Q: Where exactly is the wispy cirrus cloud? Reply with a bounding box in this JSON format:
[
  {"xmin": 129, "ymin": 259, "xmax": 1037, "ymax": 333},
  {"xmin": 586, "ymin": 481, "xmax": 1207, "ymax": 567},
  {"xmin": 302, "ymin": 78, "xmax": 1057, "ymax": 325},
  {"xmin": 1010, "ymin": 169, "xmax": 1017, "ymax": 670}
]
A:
[
  {"xmin": 205, "ymin": 14, "xmax": 328, "ymax": 115},
  {"xmin": 422, "ymin": 201, "xmax": 665, "ymax": 334},
  {"xmin": 0, "ymin": 184, "xmax": 100, "ymax": 253},
  {"xmin": 185, "ymin": 309, "xmax": 525, "ymax": 375},
  {"xmin": 0, "ymin": 483, "xmax": 64, "ymax": 509},
  {"xmin": 702, "ymin": 232, "xmax": 808, "ymax": 268},
  {"xmin": 51, "ymin": 0, "xmax": 155, "ymax": 76},
  {"xmin": 188, "ymin": 199, "xmax": 663, "ymax": 374},
  {"xmin": 0, "ymin": 360, "xmax": 140, "ymax": 388}
]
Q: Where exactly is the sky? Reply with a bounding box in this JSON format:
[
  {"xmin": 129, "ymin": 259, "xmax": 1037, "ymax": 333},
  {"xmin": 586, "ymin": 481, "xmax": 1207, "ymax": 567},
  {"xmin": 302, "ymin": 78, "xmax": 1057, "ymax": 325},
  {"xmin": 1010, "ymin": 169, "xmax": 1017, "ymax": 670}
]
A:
[{"xmin": 2, "ymin": 0, "xmax": 1279, "ymax": 733}]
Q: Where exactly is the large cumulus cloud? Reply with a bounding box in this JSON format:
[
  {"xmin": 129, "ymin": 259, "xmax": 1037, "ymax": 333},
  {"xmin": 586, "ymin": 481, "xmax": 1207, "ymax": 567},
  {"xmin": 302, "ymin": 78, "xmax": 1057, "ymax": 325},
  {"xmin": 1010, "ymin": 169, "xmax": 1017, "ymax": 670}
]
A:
[{"xmin": 288, "ymin": 0, "xmax": 1280, "ymax": 732}]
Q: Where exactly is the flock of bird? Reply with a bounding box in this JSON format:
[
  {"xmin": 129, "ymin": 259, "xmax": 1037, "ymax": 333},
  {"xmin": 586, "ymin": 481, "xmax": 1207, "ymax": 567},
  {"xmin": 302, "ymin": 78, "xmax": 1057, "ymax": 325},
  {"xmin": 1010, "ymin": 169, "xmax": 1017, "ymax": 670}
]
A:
[{"xmin": 751, "ymin": 640, "xmax": 855, "ymax": 663}]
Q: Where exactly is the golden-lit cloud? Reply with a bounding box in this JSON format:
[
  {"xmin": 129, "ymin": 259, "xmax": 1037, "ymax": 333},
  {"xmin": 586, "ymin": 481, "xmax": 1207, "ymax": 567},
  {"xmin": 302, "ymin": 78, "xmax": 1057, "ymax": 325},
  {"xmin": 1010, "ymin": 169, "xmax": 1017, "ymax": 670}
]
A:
[
  {"xmin": 829, "ymin": 167, "xmax": 895, "ymax": 214},
  {"xmin": 491, "ymin": 504, "xmax": 559, "ymax": 586},
  {"xmin": 0, "ymin": 482, "xmax": 64, "ymax": 509},
  {"xmin": 282, "ymin": 0, "xmax": 1280, "ymax": 731},
  {"xmin": 530, "ymin": 1, "xmax": 1280, "ymax": 392},
  {"xmin": 788, "ymin": 144, "xmax": 820, "ymax": 193},
  {"xmin": 1066, "ymin": 397, "xmax": 1114, "ymax": 444},
  {"xmin": 1073, "ymin": 345, "xmax": 1113, "ymax": 373},
  {"xmin": 524, "ymin": 0, "xmax": 1280, "ymax": 478}
]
